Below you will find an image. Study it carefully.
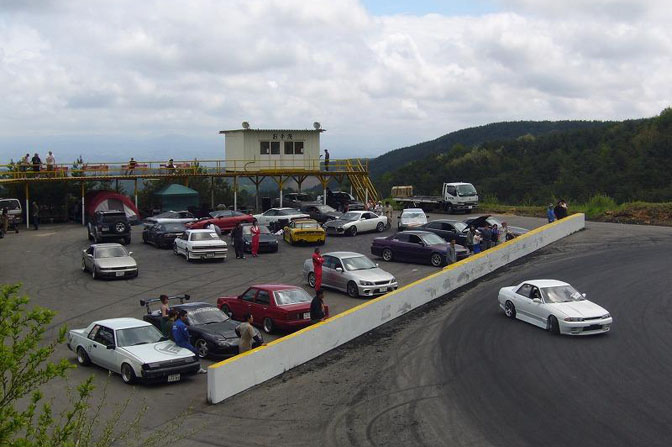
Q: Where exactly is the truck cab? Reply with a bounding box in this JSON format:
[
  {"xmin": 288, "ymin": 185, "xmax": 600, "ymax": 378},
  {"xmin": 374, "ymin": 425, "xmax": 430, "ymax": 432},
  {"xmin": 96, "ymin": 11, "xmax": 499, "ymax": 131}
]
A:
[{"xmin": 442, "ymin": 182, "xmax": 478, "ymax": 213}]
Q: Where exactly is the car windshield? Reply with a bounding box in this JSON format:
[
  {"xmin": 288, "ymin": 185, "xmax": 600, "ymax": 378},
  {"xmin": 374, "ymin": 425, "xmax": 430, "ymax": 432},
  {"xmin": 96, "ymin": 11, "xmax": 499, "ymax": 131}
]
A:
[
  {"xmin": 295, "ymin": 222, "xmax": 320, "ymax": 229},
  {"xmin": 210, "ymin": 211, "xmax": 231, "ymax": 217},
  {"xmin": 162, "ymin": 223, "xmax": 186, "ymax": 232},
  {"xmin": 274, "ymin": 288, "xmax": 313, "ymax": 305},
  {"xmin": 154, "ymin": 212, "xmax": 177, "ymax": 218},
  {"xmin": 279, "ymin": 209, "xmax": 299, "ymax": 215},
  {"xmin": 294, "ymin": 194, "xmax": 312, "ymax": 201},
  {"xmin": 242, "ymin": 225, "xmax": 271, "ymax": 234},
  {"xmin": 542, "ymin": 285, "xmax": 585, "ymax": 303},
  {"xmin": 316, "ymin": 205, "xmax": 336, "ymax": 213},
  {"xmin": 341, "ymin": 212, "xmax": 360, "ymax": 221},
  {"xmin": 456, "ymin": 184, "xmax": 477, "ymax": 196},
  {"xmin": 0, "ymin": 199, "xmax": 20, "ymax": 210},
  {"xmin": 191, "ymin": 232, "xmax": 220, "ymax": 241},
  {"xmin": 342, "ymin": 256, "xmax": 377, "ymax": 271},
  {"xmin": 187, "ymin": 307, "xmax": 229, "ymax": 325},
  {"xmin": 452, "ymin": 222, "xmax": 468, "ymax": 232},
  {"xmin": 421, "ymin": 233, "xmax": 447, "ymax": 245},
  {"xmin": 95, "ymin": 246, "xmax": 128, "ymax": 258},
  {"xmin": 116, "ymin": 325, "xmax": 165, "ymax": 347},
  {"xmin": 403, "ymin": 212, "xmax": 425, "ymax": 219},
  {"xmin": 486, "ymin": 217, "xmax": 503, "ymax": 227}
]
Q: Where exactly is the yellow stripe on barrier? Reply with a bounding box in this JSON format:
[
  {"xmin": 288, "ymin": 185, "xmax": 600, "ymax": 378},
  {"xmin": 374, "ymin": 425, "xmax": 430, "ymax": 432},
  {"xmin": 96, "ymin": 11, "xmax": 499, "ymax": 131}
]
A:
[{"xmin": 210, "ymin": 213, "xmax": 584, "ymax": 370}]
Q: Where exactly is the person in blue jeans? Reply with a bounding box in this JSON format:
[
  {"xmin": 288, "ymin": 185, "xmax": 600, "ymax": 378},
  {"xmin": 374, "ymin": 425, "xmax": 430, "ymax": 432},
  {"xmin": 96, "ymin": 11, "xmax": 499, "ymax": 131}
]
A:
[
  {"xmin": 547, "ymin": 204, "xmax": 556, "ymax": 223},
  {"xmin": 172, "ymin": 310, "xmax": 207, "ymax": 374}
]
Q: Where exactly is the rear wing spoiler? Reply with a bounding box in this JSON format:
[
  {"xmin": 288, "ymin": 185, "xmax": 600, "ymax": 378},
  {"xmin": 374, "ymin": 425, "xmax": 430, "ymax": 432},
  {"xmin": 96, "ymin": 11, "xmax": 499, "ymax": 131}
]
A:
[{"xmin": 140, "ymin": 294, "xmax": 190, "ymax": 314}]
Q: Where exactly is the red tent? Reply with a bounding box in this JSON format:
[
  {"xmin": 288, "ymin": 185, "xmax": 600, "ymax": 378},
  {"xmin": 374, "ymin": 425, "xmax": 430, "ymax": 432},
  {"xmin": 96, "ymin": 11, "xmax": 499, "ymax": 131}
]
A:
[{"xmin": 85, "ymin": 191, "xmax": 140, "ymax": 223}]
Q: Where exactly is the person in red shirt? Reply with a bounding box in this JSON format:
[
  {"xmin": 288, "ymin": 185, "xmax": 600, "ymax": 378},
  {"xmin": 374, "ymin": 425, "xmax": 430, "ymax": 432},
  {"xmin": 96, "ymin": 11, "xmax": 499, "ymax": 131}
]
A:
[
  {"xmin": 312, "ymin": 247, "xmax": 324, "ymax": 291},
  {"xmin": 250, "ymin": 219, "xmax": 261, "ymax": 257}
]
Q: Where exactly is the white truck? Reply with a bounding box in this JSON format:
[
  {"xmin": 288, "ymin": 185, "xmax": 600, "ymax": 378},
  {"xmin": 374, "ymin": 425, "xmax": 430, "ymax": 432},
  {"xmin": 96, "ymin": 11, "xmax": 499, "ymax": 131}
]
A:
[{"xmin": 392, "ymin": 183, "xmax": 478, "ymax": 213}]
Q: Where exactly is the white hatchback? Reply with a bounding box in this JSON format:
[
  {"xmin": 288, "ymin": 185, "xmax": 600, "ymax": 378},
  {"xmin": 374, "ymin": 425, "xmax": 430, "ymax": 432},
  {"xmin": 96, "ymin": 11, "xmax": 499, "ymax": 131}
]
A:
[{"xmin": 398, "ymin": 208, "xmax": 427, "ymax": 231}]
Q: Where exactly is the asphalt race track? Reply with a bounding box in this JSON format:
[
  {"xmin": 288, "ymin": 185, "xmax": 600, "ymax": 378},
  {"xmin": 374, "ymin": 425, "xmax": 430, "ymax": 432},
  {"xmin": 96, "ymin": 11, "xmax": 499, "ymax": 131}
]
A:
[{"xmin": 169, "ymin": 220, "xmax": 672, "ymax": 447}]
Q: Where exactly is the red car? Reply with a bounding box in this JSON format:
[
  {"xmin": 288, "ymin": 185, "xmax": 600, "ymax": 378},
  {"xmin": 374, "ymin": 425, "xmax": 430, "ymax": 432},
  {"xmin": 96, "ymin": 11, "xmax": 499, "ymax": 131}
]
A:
[
  {"xmin": 186, "ymin": 210, "xmax": 253, "ymax": 232},
  {"xmin": 217, "ymin": 285, "xmax": 328, "ymax": 334}
]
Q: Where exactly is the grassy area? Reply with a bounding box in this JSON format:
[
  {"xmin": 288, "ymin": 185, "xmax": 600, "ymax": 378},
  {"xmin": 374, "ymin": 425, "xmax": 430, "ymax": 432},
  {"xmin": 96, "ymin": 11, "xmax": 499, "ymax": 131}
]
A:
[{"xmin": 479, "ymin": 194, "xmax": 672, "ymax": 226}]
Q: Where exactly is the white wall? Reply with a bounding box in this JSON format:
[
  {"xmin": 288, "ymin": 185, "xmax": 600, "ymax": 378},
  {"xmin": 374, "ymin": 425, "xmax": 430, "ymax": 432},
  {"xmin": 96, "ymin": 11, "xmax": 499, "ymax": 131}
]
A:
[
  {"xmin": 225, "ymin": 130, "xmax": 321, "ymax": 170},
  {"xmin": 207, "ymin": 214, "xmax": 586, "ymax": 403}
]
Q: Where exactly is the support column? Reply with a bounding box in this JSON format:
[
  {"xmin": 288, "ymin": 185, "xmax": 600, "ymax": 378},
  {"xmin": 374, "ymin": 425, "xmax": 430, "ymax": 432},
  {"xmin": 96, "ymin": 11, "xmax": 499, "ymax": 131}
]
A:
[
  {"xmin": 134, "ymin": 178, "xmax": 138, "ymax": 209},
  {"xmin": 233, "ymin": 176, "xmax": 238, "ymax": 211},
  {"xmin": 210, "ymin": 177, "xmax": 215, "ymax": 210},
  {"xmin": 365, "ymin": 188, "xmax": 369, "ymax": 209},
  {"xmin": 25, "ymin": 182, "xmax": 30, "ymax": 229},
  {"xmin": 323, "ymin": 185, "xmax": 327, "ymax": 205},
  {"xmin": 81, "ymin": 182, "xmax": 85, "ymax": 226}
]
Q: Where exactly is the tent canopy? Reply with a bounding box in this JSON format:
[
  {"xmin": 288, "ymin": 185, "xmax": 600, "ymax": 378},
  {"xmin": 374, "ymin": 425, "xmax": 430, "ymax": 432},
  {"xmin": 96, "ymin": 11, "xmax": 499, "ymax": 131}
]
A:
[
  {"xmin": 154, "ymin": 184, "xmax": 199, "ymax": 211},
  {"xmin": 85, "ymin": 191, "xmax": 140, "ymax": 223}
]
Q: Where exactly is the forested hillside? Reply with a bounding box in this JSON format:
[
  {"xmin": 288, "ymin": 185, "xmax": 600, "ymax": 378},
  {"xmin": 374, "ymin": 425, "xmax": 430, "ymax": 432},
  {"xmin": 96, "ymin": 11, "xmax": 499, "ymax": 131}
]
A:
[
  {"xmin": 370, "ymin": 120, "xmax": 612, "ymax": 178},
  {"xmin": 375, "ymin": 109, "xmax": 672, "ymax": 204}
]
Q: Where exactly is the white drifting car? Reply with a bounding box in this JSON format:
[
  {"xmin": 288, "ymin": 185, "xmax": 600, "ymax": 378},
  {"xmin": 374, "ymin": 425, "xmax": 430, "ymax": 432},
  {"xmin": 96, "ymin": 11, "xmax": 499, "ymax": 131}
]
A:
[
  {"xmin": 66, "ymin": 318, "xmax": 200, "ymax": 384},
  {"xmin": 253, "ymin": 208, "xmax": 310, "ymax": 227},
  {"xmin": 498, "ymin": 279, "xmax": 612, "ymax": 335},
  {"xmin": 173, "ymin": 229, "xmax": 227, "ymax": 261},
  {"xmin": 323, "ymin": 211, "xmax": 388, "ymax": 236}
]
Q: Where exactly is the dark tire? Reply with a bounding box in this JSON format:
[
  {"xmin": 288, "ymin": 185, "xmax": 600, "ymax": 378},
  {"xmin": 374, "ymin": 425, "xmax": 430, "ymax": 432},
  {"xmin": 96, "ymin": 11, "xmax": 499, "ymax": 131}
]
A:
[
  {"xmin": 142, "ymin": 234, "xmax": 147, "ymax": 244},
  {"xmin": 91, "ymin": 267, "xmax": 98, "ymax": 280},
  {"xmin": 382, "ymin": 248, "xmax": 393, "ymax": 262},
  {"xmin": 308, "ymin": 272, "xmax": 316, "ymax": 288},
  {"xmin": 221, "ymin": 304, "xmax": 232, "ymax": 318},
  {"xmin": 120, "ymin": 363, "xmax": 136, "ymax": 384},
  {"xmin": 288, "ymin": 233, "xmax": 295, "ymax": 245},
  {"xmin": 81, "ymin": 260, "xmax": 87, "ymax": 272},
  {"xmin": 87, "ymin": 228, "xmax": 93, "ymax": 241},
  {"xmin": 318, "ymin": 239, "xmax": 325, "ymax": 245},
  {"xmin": 376, "ymin": 222, "xmax": 385, "ymax": 232},
  {"xmin": 173, "ymin": 243, "xmax": 178, "ymax": 255},
  {"xmin": 122, "ymin": 236, "xmax": 131, "ymax": 245},
  {"xmin": 114, "ymin": 222, "xmax": 126, "ymax": 234},
  {"xmin": 195, "ymin": 339, "xmax": 209, "ymax": 358},
  {"xmin": 504, "ymin": 301, "xmax": 516, "ymax": 319},
  {"xmin": 446, "ymin": 204, "xmax": 453, "ymax": 214},
  {"xmin": 185, "ymin": 249, "xmax": 191, "ymax": 261},
  {"xmin": 430, "ymin": 252, "xmax": 444, "ymax": 267},
  {"xmin": 465, "ymin": 209, "xmax": 472, "ymax": 214},
  {"xmin": 347, "ymin": 281, "xmax": 359, "ymax": 298},
  {"xmin": 263, "ymin": 317, "xmax": 274, "ymax": 334},
  {"xmin": 76, "ymin": 347, "xmax": 91, "ymax": 366},
  {"xmin": 548, "ymin": 316, "xmax": 560, "ymax": 335},
  {"xmin": 348, "ymin": 226, "xmax": 357, "ymax": 237}
]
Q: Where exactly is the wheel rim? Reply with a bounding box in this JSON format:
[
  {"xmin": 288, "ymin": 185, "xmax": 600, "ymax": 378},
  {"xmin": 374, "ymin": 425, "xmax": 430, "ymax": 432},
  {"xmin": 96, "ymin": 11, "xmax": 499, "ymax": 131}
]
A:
[
  {"xmin": 505, "ymin": 302, "xmax": 514, "ymax": 317},
  {"xmin": 377, "ymin": 223, "xmax": 384, "ymax": 232},
  {"xmin": 196, "ymin": 340, "xmax": 208, "ymax": 358},
  {"xmin": 77, "ymin": 348, "xmax": 86, "ymax": 364},
  {"xmin": 121, "ymin": 365, "xmax": 132, "ymax": 382},
  {"xmin": 382, "ymin": 249, "xmax": 392, "ymax": 261},
  {"xmin": 222, "ymin": 305, "xmax": 232, "ymax": 317},
  {"xmin": 308, "ymin": 273, "xmax": 316, "ymax": 288},
  {"xmin": 348, "ymin": 282, "xmax": 358, "ymax": 297},
  {"xmin": 431, "ymin": 254, "xmax": 442, "ymax": 266},
  {"xmin": 263, "ymin": 318, "xmax": 273, "ymax": 333},
  {"xmin": 92, "ymin": 268, "xmax": 96, "ymax": 279},
  {"xmin": 350, "ymin": 227, "xmax": 357, "ymax": 236},
  {"xmin": 116, "ymin": 222, "xmax": 125, "ymax": 233},
  {"xmin": 81, "ymin": 260, "xmax": 86, "ymax": 272}
]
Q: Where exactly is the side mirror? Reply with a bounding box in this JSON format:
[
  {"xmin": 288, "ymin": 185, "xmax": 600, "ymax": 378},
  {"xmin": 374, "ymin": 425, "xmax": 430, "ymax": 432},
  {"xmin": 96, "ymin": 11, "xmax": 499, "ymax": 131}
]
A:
[
  {"xmin": 376, "ymin": 263, "xmax": 379, "ymax": 267},
  {"xmin": 128, "ymin": 251, "xmax": 133, "ymax": 256},
  {"xmin": 106, "ymin": 344, "xmax": 116, "ymax": 350},
  {"xmin": 582, "ymin": 293, "xmax": 587, "ymax": 298},
  {"xmin": 87, "ymin": 253, "xmax": 93, "ymax": 257},
  {"xmin": 336, "ymin": 267, "xmax": 343, "ymax": 272},
  {"xmin": 533, "ymin": 298, "xmax": 542, "ymax": 304}
]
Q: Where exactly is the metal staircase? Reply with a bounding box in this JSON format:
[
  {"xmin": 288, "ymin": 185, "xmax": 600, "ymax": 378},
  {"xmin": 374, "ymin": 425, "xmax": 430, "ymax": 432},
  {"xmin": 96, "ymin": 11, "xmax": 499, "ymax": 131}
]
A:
[{"xmin": 345, "ymin": 159, "xmax": 380, "ymax": 204}]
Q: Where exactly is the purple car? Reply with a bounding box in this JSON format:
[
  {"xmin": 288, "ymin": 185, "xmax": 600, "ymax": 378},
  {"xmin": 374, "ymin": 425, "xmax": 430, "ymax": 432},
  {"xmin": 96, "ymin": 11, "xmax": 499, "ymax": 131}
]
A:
[{"xmin": 371, "ymin": 230, "xmax": 469, "ymax": 267}]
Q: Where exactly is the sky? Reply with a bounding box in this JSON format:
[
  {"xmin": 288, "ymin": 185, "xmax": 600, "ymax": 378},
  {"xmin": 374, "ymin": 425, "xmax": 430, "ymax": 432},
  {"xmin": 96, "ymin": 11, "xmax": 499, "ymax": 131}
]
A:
[{"xmin": 0, "ymin": 0, "xmax": 671, "ymax": 163}]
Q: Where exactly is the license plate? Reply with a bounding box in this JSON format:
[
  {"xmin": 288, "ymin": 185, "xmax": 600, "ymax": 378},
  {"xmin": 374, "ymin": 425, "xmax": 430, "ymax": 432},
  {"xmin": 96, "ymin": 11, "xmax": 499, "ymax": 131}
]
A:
[
  {"xmin": 115, "ymin": 271, "xmax": 124, "ymax": 277},
  {"xmin": 206, "ymin": 252, "xmax": 214, "ymax": 258},
  {"xmin": 303, "ymin": 312, "xmax": 311, "ymax": 320},
  {"xmin": 468, "ymin": 206, "xmax": 472, "ymax": 209},
  {"xmin": 101, "ymin": 228, "xmax": 109, "ymax": 232},
  {"xmin": 167, "ymin": 374, "xmax": 181, "ymax": 383}
]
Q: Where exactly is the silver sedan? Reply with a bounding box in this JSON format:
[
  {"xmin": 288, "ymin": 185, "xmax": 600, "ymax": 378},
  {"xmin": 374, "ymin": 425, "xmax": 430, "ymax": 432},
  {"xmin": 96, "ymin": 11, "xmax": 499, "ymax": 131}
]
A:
[
  {"xmin": 303, "ymin": 251, "xmax": 398, "ymax": 298},
  {"xmin": 82, "ymin": 243, "xmax": 138, "ymax": 280}
]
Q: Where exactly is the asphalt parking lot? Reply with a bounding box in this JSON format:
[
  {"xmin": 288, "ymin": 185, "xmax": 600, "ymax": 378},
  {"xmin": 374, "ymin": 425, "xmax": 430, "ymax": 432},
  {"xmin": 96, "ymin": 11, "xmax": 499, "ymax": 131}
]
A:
[{"xmin": 0, "ymin": 214, "xmax": 544, "ymax": 439}]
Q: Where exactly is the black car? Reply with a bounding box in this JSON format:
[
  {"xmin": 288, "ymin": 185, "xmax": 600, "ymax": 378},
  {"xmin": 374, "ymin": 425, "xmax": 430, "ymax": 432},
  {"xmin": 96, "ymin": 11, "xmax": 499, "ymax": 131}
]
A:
[
  {"xmin": 324, "ymin": 190, "xmax": 365, "ymax": 212},
  {"xmin": 87, "ymin": 210, "xmax": 131, "ymax": 245},
  {"xmin": 273, "ymin": 192, "xmax": 317, "ymax": 209},
  {"xmin": 141, "ymin": 296, "xmax": 263, "ymax": 359},
  {"xmin": 300, "ymin": 204, "xmax": 343, "ymax": 224},
  {"xmin": 142, "ymin": 222, "xmax": 186, "ymax": 248},
  {"xmin": 418, "ymin": 219, "xmax": 468, "ymax": 246},
  {"xmin": 240, "ymin": 223, "xmax": 278, "ymax": 253},
  {"xmin": 463, "ymin": 215, "xmax": 529, "ymax": 240}
]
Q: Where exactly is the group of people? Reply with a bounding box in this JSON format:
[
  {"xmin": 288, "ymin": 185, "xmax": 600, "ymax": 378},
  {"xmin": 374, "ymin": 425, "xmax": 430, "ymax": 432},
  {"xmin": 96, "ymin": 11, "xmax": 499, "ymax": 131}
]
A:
[
  {"xmin": 465, "ymin": 222, "xmax": 508, "ymax": 254},
  {"xmin": 15, "ymin": 151, "xmax": 56, "ymax": 173},
  {"xmin": 0, "ymin": 202, "xmax": 40, "ymax": 238},
  {"xmin": 229, "ymin": 220, "xmax": 262, "ymax": 259},
  {"xmin": 547, "ymin": 200, "xmax": 569, "ymax": 222}
]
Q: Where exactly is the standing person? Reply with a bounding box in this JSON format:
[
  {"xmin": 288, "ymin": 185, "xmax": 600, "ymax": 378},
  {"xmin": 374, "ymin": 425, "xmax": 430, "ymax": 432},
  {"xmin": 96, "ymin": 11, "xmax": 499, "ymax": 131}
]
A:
[
  {"xmin": 46, "ymin": 151, "xmax": 55, "ymax": 174},
  {"xmin": 166, "ymin": 310, "xmax": 178, "ymax": 341},
  {"xmin": 236, "ymin": 313, "xmax": 257, "ymax": 354},
  {"xmin": 125, "ymin": 157, "xmax": 137, "ymax": 175},
  {"xmin": 20, "ymin": 154, "xmax": 30, "ymax": 172},
  {"xmin": 323, "ymin": 149, "xmax": 330, "ymax": 171},
  {"xmin": 491, "ymin": 224, "xmax": 500, "ymax": 247},
  {"xmin": 31, "ymin": 201, "xmax": 39, "ymax": 230},
  {"xmin": 250, "ymin": 219, "xmax": 260, "ymax": 257},
  {"xmin": 466, "ymin": 225, "xmax": 475, "ymax": 252},
  {"xmin": 159, "ymin": 295, "xmax": 171, "ymax": 336},
  {"xmin": 480, "ymin": 224, "xmax": 492, "ymax": 250},
  {"xmin": 374, "ymin": 201, "xmax": 383, "ymax": 215},
  {"xmin": 499, "ymin": 222, "xmax": 509, "ymax": 244},
  {"xmin": 31, "ymin": 153, "xmax": 42, "ymax": 173},
  {"xmin": 232, "ymin": 222, "xmax": 245, "ymax": 259},
  {"xmin": 166, "ymin": 158, "xmax": 176, "ymax": 173},
  {"xmin": 554, "ymin": 200, "xmax": 568, "ymax": 220},
  {"xmin": 547, "ymin": 203, "xmax": 556, "ymax": 223},
  {"xmin": 473, "ymin": 230, "xmax": 482, "ymax": 254},
  {"xmin": 172, "ymin": 310, "xmax": 207, "ymax": 374},
  {"xmin": 447, "ymin": 239, "xmax": 457, "ymax": 264},
  {"xmin": 1, "ymin": 208, "xmax": 8, "ymax": 236},
  {"xmin": 310, "ymin": 289, "xmax": 326, "ymax": 324},
  {"xmin": 312, "ymin": 247, "xmax": 324, "ymax": 292},
  {"xmin": 207, "ymin": 222, "xmax": 222, "ymax": 238},
  {"xmin": 383, "ymin": 201, "xmax": 393, "ymax": 228}
]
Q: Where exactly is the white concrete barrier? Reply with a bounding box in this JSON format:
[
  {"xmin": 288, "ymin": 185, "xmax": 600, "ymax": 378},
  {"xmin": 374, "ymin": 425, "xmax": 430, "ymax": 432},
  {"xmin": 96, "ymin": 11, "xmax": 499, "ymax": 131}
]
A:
[{"xmin": 207, "ymin": 213, "xmax": 585, "ymax": 403}]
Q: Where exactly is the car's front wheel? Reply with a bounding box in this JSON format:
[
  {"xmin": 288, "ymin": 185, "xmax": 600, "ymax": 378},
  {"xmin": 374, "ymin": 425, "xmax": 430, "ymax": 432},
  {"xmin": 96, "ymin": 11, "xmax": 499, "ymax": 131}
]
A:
[
  {"xmin": 348, "ymin": 226, "xmax": 357, "ymax": 237},
  {"xmin": 81, "ymin": 260, "xmax": 87, "ymax": 272},
  {"xmin": 120, "ymin": 363, "xmax": 136, "ymax": 384},
  {"xmin": 221, "ymin": 304, "xmax": 232, "ymax": 318},
  {"xmin": 173, "ymin": 243, "xmax": 179, "ymax": 255},
  {"xmin": 91, "ymin": 267, "xmax": 98, "ymax": 280},
  {"xmin": 430, "ymin": 253, "xmax": 444, "ymax": 267},
  {"xmin": 382, "ymin": 248, "xmax": 393, "ymax": 262},
  {"xmin": 76, "ymin": 347, "xmax": 91, "ymax": 366},
  {"xmin": 548, "ymin": 315, "xmax": 560, "ymax": 335},
  {"xmin": 347, "ymin": 281, "xmax": 359, "ymax": 298},
  {"xmin": 307, "ymin": 272, "xmax": 316, "ymax": 288},
  {"xmin": 504, "ymin": 301, "xmax": 516, "ymax": 319},
  {"xmin": 263, "ymin": 318, "xmax": 274, "ymax": 334},
  {"xmin": 195, "ymin": 339, "xmax": 209, "ymax": 358}
]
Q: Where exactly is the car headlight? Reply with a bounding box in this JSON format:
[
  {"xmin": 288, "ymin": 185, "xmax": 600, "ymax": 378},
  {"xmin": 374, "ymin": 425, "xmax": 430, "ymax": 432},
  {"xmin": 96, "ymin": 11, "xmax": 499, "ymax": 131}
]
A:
[
  {"xmin": 564, "ymin": 317, "xmax": 584, "ymax": 322},
  {"xmin": 359, "ymin": 280, "xmax": 374, "ymax": 286},
  {"xmin": 601, "ymin": 313, "xmax": 611, "ymax": 319},
  {"xmin": 215, "ymin": 337, "xmax": 234, "ymax": 347}
]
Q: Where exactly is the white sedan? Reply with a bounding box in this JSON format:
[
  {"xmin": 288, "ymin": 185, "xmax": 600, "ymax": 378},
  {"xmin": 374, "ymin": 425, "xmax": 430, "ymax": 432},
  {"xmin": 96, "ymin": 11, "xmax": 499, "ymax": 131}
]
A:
[
  {"xmin": 324, "ymin": 211, "xmax": 388, "ymax": 236},
  {"xmin": 66, "ymin": 318, "xmax": 200, "ymax": 384},
  {"xmin": 173, "ymin": 229, "xmax": 228, "ymax": 261},
  {"xmin": 498, "ymin": 279, "xmax": 612, "ymax": 335},
  {"xmin": 253, "ymin": 208, "xmax": 310, "ymax": 226}
]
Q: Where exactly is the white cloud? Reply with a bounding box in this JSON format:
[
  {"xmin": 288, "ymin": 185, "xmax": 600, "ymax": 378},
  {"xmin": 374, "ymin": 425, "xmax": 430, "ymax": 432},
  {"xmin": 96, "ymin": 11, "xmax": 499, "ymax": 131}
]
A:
[{"xmin": 0, "ymin": 0, "xmax": 670, "ymax": 160}]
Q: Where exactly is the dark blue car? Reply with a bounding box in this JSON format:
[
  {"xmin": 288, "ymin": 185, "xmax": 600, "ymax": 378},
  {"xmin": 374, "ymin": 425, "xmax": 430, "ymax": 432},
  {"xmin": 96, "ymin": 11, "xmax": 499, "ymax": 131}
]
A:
[{"xmin": 371, "ymin": 230, "xmax": 469, "ymax": 267}]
